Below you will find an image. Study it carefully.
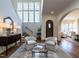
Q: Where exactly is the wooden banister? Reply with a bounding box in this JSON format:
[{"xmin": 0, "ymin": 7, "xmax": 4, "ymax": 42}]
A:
[{"xmin": 25, "ymin": 26, "xmax": 33, "ymax": 33}]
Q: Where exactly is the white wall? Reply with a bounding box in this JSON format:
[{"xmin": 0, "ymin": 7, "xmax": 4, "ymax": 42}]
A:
[
  {"xmin": 0, "ymin": 0, "xmax": 22, "ymax": 53},
  {"xmin": 0, "ymin": 0, "xmax": 22, "ymax": 33}
]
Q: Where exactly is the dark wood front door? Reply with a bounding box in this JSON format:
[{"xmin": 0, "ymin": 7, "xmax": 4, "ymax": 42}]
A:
[{"xmin": 46, "ymin": 20, "xmax": 53, "ymax": 37}]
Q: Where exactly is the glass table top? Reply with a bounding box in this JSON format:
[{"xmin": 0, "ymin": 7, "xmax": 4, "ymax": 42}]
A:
[{"xmin": 32, "ymin": 43, "xmax": 48, "ymax": 58}]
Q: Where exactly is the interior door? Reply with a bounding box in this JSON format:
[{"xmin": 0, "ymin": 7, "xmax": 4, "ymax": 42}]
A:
[{"xmin": 46, "ymin": 20, "xmax": 53, "ymax": 37}]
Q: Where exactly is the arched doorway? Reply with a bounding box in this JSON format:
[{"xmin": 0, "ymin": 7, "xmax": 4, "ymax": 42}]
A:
[
  {"xmin": 46, "ymin": 20, "xmax": 53, "ymax": 37},
  {"xmin": 60, "ymin": 9, "xmax": 79, "ymax": 38}
]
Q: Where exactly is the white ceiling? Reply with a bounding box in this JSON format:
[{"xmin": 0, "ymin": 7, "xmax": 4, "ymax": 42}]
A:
[
  {"xmin": 62, "ymin": 10, "xmax": 79, "ymax": 24},
  {"xmin": 64, "ymin": 9, "xmax": 79, "ymax": 20},
  {"xmin": 42, "ymin": 0, "xmax": 74, "ymax": 15}
]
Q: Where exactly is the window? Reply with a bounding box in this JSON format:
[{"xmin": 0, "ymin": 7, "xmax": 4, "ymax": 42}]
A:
[
  {"xmin": 29, "ymin": 11, "xmax": 34, "ymax": 22},
  {"xmin": 17, "ymin": 2, "xmax": 22, "ymax": 10},
  {"xmin": 35, "ymin": 2, "xmax": 40, "ymax": 10},
  {"xmin": 24, "ymin": 3, "xmax": 28, "ymax": 10},
  {"xmin": 35, "ymin": 12, "xmax": 40, "ymax": 22},
  {"xmin": 61, "ymin": 19, "xmax": 78, "ymax": 36},
  {"xmin": 17, "ymin": 11, "xmax": 22, "ymax": 20},
  {"xmin": 24, "ymin": 12, "xmax": 28, "ymax": 22},
  {"xmin": 29, "ymin": 3, "xmax": 34, "ymax": 10},
  {"xmin": 17, "ymin": 1, "xmax": 40, "ymax": 23}
]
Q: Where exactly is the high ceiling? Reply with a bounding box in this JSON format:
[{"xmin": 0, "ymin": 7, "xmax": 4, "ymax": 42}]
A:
[
  {"xmin": 64, "ymin": 9, "xmax": 79, "ymax": 20},
  {"xmin": 62, "ymin": 9, "xmax": 79, "ymax": 24},
  {"xmin": 42, "ymin": 0, "xmax": 74, "ymax": 15}
]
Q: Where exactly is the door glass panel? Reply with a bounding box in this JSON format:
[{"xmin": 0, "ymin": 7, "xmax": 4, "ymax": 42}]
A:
[{"xmin": 48, "ymin": 23, "xmax": 51, "ymax": 28}]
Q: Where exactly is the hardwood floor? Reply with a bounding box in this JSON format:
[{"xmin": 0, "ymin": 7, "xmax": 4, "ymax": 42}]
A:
[
  {"xmin": 0, "ymin": 37, "xmax": 79, "ymax": 58},
  {"xmin": 0, "ymin": 41, "xmax": 24, "ymax": 58},
  {"xmin": 37, "ymin": 37, "xmax": 79, "ymax": 58},
  {"xmin": 59, "ymin": 38, "xmax": 79, "ymax": 58}
]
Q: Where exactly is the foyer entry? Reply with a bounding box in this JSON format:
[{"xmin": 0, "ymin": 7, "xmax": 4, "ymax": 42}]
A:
[{"xmin": 46, "ymin": 20, "xmax": 53, "ymax": 37}]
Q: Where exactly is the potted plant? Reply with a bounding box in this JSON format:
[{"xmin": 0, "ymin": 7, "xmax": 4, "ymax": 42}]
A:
[
  {"xmin": 37, "ymin": 27, "xmax": 41, "ymax": 37},
  {"xmin": 22, "ymin": 32, "xmax": 29, "ymax": 37},
  {"xmin": 6, "ymin": 28, "xmax": 11, "ymax": 35}
]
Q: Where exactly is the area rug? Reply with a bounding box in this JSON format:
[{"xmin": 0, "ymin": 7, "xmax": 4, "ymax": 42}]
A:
[{"xmin": 9, "ymin": 43, "xmax": 72, "ymax": 58}]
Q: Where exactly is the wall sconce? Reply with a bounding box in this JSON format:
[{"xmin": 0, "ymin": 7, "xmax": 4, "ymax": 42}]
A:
[
  {"xmin": 0, "ymin": 22, "xmax": 6, "ymax": 32},
  {"xmin": 0, "ymin": 29, "xmax": 3, "ymax": 32},
  {"xmin": 0, "ymin": 17, "xmax": 3, "ymax": 22},
  {"xmin": 0, "ymin": 17, "xmax": 5, "ymax": 32}
]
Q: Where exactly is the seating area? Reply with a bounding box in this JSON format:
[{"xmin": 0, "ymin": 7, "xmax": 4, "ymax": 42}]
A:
[
  {"xmin": 19, "ymin": 36, "xmax": 56, "ymax": 58},
  {"xmin": 1, "ymin": 0, "xmax": 79, "ymax": 58},
  {"xmin": 25, "ymin": 36, "xmax": 57, "ymax": 52}
]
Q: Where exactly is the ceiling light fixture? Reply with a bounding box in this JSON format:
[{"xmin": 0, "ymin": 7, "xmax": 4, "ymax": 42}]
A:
[{"xmin": 50, "ymin": 11, "xmax": 54, "ymax": 15}]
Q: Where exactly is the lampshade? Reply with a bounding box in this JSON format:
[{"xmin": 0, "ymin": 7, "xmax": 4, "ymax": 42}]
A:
[
  {"xmin": 14, "ymin": 23, "xmax": 18, "ymax": 29},
  {"xmin": 5, "ymin": 23, "xmax": 12, "ymax": 28},
  {"xmin": 0, "ymin": 17, "xmax": 3, "ymax": 22},
  {"xmin": 13, "ymin": 29, "xmax": 17, "ymax": 32},
  {"xmin": 0, "ymin": 22, "xmax": 12, "ymax": 29},
  {"xmin": 0, "ymin": 28, "xmax": 3, "ymax": 32},
  {"xmin": 0, "ymin": 22, "xmax": 6, "ymax": 28},
  {"xmin": 17, "ymin": 26, "xmax": 21, "ymax": 29}
]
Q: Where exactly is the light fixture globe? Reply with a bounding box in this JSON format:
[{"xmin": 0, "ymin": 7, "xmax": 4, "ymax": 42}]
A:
[{"xmin": 50, "ymin": 11, "xmax": 54, "ymax": 15}]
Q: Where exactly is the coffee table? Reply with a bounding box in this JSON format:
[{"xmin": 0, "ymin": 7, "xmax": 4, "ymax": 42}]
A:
[{"xmin": 32, "ymin": 43, "xmax": 48, "ymax": 58}]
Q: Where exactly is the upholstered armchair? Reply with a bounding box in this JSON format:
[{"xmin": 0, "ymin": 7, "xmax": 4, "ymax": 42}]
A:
[
  {"xmin": 58, "ymin": 32, "xmax": 62, "ymax": 42},
  {"xmin": 25, "ymin": 36, "xmax": 37, "ymax": 50},
  {"xmin": 71, "ymin": 32, "xmax": 76, "ymax": 40},
  {"xmin": 45, "ymin": 37, "xmax": 57, "ymax": 51}
]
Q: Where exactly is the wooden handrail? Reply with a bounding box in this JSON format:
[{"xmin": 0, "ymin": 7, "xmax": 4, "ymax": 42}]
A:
[{"xmin": 25, "ymin": 26, "xmax": 33, "ymax": 33}]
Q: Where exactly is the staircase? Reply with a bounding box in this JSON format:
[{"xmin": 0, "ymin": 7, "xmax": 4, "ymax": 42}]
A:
[
  {"xmin": 22, "ymin": 23, "xmax": 36, "ymax": 37},
  {"xmin": 25, "ymin": 26, "xmax": 34, "ymax": 36},
  {"xmin": 11, "ymin": 0, "xmax": 43, "ymax": 37}
]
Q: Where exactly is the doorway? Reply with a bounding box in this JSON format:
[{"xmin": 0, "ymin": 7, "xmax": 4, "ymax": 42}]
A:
[{"xmin": 46, "ymin": 20, "xmax": 53, "ymax": 37}]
